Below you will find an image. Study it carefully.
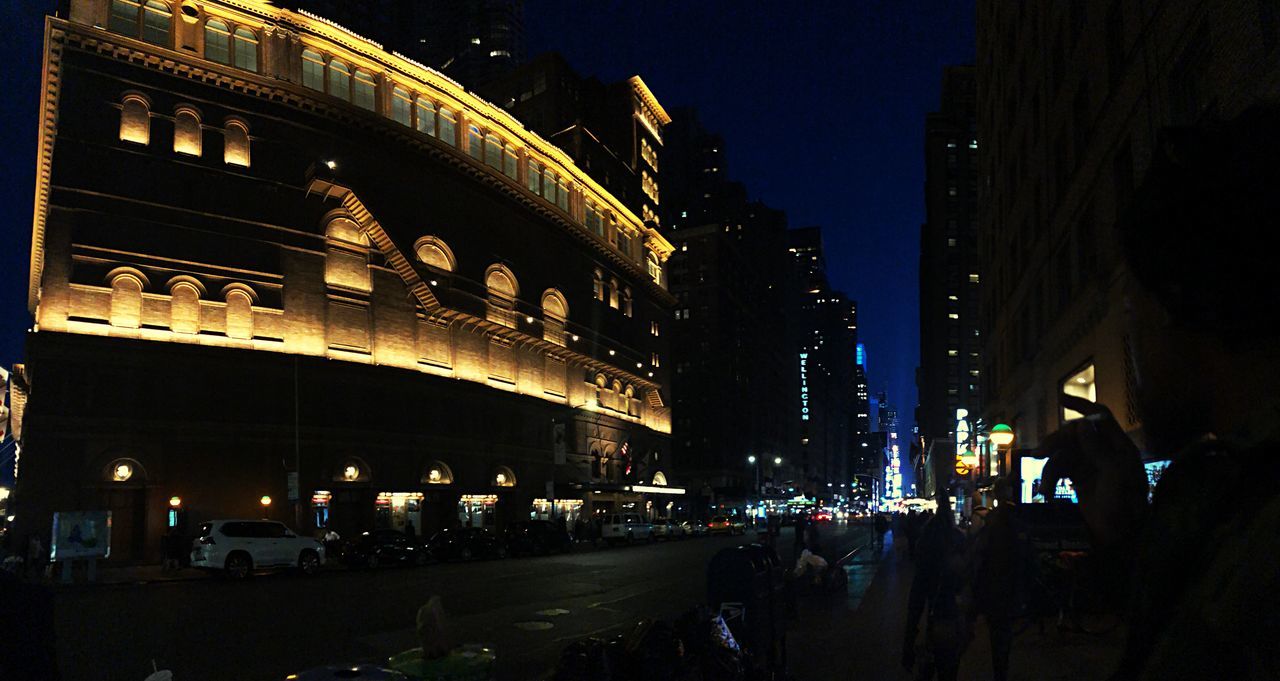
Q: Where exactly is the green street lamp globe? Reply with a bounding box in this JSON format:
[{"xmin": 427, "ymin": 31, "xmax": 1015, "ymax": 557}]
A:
[{"xmin": 990, "ymin": 423, "xmax": 1015, "ymax": 448}]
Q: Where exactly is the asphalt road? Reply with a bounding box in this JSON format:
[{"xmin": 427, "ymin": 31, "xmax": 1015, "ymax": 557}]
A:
[{"xmin": 51, "ymin": 522, "xmax": 870, "ymax": 681}]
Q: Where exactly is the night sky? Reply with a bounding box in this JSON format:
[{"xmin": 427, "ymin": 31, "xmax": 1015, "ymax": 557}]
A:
[
  {"xmin": 0, "ymin": 1, "xmax": 975, "ymax": 436},
  {"xmin": 520, "ymin": 1, "xmax": 977, "ymax": 431}
]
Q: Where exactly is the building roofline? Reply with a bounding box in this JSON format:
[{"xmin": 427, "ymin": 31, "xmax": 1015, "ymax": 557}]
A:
[{"xmin": 628, "ymin": 76, "xmax": 672, "ymax": 125}]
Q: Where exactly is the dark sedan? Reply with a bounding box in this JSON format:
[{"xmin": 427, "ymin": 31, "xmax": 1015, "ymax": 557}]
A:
[
  {"xmin": 427, "ymin": 527, "xmax": 507, "ymax": 561},
  {"xmin": 342, "ymin": 529, "xmax": 429, "ymax": 568},
  {"xmin": 504, "ymin": 520, "xmax": 573, "ymax": 556}
]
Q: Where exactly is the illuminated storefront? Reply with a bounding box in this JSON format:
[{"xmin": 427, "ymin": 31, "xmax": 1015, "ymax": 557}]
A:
[
  {"xmin": 458, "ymin": 494, "xmax": 498, "ymax": 528},
  {"xmin": 531, "ymin": 498, "xmax": 583, "ymax": 524},
  {"xmin": 376, "ymin": 492, "xmax": 424, "ymax": 533}
]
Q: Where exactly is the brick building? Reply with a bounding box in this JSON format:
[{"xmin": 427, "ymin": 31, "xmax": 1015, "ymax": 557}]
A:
[{"xmin": 11, "ymin": 0, "xmax": 675, "ymax": 564}]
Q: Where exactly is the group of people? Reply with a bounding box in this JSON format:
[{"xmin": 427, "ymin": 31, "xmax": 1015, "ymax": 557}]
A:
[{"xmin": 899, "ymin": 107, "xmax": 1280, "ymax": 680}]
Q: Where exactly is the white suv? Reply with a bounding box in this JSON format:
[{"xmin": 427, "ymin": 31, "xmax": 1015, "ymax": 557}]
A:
[
  {"xmin": 190, "ymin": 520, "xmax": 325, "ymax": 578},
  {"xmin": 601, "ymin": 513, "xmax": 653, "ymax": 545}
]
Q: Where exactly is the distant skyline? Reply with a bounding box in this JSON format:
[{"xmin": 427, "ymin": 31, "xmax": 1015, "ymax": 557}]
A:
[
  {"xmin": 0, "ymin": 2, "xmax": 977, "ymax": 434},
  {"xmin": 522, "ymin": 1, "xmax": 976, "ymax": 429}
]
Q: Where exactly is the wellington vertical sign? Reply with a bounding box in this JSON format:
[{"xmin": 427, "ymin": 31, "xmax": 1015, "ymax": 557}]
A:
[{"xmin": 799, "ymin": 353, "xmax": 810, "ymax": 420}]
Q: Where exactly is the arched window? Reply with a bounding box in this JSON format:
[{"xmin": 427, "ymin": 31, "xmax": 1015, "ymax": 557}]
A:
[
  {"xmin": 541, "ymin": 289, "xmax": 568, "ymax": 346},
  {"xmin": 608, "ymin": 277, "xmax": 619, "ymax": 309},
  {"xmin": 109, "ymin": 272, "xmax": 144, "ymax": 329},
  {"xmin": 328, "ymin": 61, "xmax": 351, "ymax": 101},
  {"xmin": 484, "ymin": 133, "xmax": 503, "ymax": 169},
  {"xmin": 492, "ymin": 466, "xmax": 516, "ymax": 488},
  {"xmin": 301, "ymin": 49, "xmax": 325, "ymax": 90},
  {"xmin": 224, "ymin": 119, "xmax": 250, "ymax": 167},
  {"xmin": 352, "ymin": 69, "xmax": 376, "ymax": 111},
  {"xmin": 413, "ymin": 236, "xmax": 456, "ymax": 272},
  {"xmin": 142, "ymin": 1, "xmax": 172, "ymax": 46},
  {"xmin": 624, "ymin": 384, "xmax": 637, "ymax": 416},
  {"xmin": 502, "ymin": 143, "xmax": 519, "ymax": 179},
  {"xmin": 105, "ymin": 457, "xmax": 145, "ymax": 483},
  {"xmin": 325, "ymin": 217, "xmax": 371, "ymax": 292},
  {"xmin": 173, "ymin": 108, "xmax": 201, "ymax": 156},
  {"xmin": 595, "ymin": 373, "xmax": 608, "ymax": 407},
  {"xmin": 611, "ymin": 379, "xmax": 624, "ymax": 412},
  {"xmin": 484, "ymin": 265, "xmax": 518, "ymax": 328},
  {"xmin": 438, "ymin": 108, "xmax": 456, "ymax": 146},
  {"xmin": 414, "ymin": 97, "xmax": 436, "ymax": 136},
  {"xmin": 527, "ymin": 160, "xmax": 543, "ymax": 194},
  {"xmin": 204, "ymin": 19, "xmax": 231, "ymax": 64},
  {"xmin": 232, "ymin": 27, "xmax": 258, "ymax": 72},
  {"xmin": 467, "ymin": 126, "xmax": 484, "ymax": 161},
  {"xmin": 224, "ymin": 287, "xmax": 254, "ymax": 340},
  {"xmin": 168, "ymin": 279, "xmax": 201, "ymax": 334},
  {"xmin": 119, "ymin": 95, "xmax": 150, "ymax": 145},
  {"xmin": 621, "ymin": 287, "xmax": 633, "ymax": 317},
  {"xmin": 422, "ymin": 461, "xmax": 454, "ymax": 485},
  {"xmin": 391, "ymin": 86, "xmax": 412, "ymax": 126}
]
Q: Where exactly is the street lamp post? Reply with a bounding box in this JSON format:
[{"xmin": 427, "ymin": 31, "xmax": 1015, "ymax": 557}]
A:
[{"xmin": 747, "ymin": 455, "xmax": 760, "ymax": 496}]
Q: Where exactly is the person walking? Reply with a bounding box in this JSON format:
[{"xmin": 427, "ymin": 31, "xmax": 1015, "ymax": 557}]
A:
[
  {"xmin": 902, "ymin": 508, "xmax": 969, "ymax": 681},
  {"xmin": 873, "ymin": 513, "xmax": 889, "ymax": 550},
  {"xmin": 162, "ymin": 528, "xmax": 184, "ymax": 573}
]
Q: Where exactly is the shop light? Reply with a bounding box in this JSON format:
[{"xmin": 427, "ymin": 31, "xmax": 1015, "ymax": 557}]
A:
[
  {"xmin": 324, "ymin": 160, "xmax": 337, "ymax": 170},
  {"xmin": 260, "ymin": 495, "xmax": 272, "ymax": 507},
  {"xmin": 168, "ymin": 496, "xmax": 182, "ymax": 508},
  {"xmin": 630, "ymin": 484, "xmax": 686, "ymax": 495}
]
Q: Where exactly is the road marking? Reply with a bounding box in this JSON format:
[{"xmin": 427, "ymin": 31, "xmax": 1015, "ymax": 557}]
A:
[
  {"xmin": 535, "ymin": 608, "xmax": 570, "ymax": 617},
  {"xmin": 513, "ymin": 621, "xmax": 555, "ymax": 631}
]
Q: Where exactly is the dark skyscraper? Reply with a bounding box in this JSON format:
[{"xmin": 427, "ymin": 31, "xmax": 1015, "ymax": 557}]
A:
[
  {"xmin": 788, "ymin": 228, "xmax": 858, "ymax": 497},
  {"xmin": 663, "ymin": 110, "xmax": 794, "ymax": 512},
  {"xmin": 918, "ymin": 66, "xmax": 981, "ymax": 475}
]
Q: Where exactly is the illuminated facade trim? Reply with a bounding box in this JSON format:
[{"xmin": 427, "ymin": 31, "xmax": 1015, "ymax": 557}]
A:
[{"xmin": 31, "ymin": 4, "xmax": 675, "ymax": 311}]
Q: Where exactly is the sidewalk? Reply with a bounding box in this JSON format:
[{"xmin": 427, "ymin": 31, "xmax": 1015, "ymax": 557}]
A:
[{"xmin": 789, "ymin": 533, "xmax": 1126, "ymax": 680}]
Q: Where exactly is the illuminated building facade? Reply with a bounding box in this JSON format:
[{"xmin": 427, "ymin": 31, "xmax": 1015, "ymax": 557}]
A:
[
  {"xmin": 918, "ymin": 66, "xmax": 983, "ymax": 477},
  {"xmin": 12, "ymin": 0, "xmax": 674, "ymax": 563},
  {"xmin": 288, "ymin": 0, "xmax": 526, "ymax": 90},
  {"xmin": 976, "ymin": 1, "xmax": 1280, "ymax": 453},
  {"xmin": 478, "ymin": 53, "xmax": 670, "ymax": 232}
]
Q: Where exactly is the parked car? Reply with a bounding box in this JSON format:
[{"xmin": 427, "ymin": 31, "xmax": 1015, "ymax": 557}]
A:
[
  {"xmin": 600, "ymin": 513, "xmax": 654, "ymax": 545},
  {"xmin": 427, "ymin": 527, "xmax": 507, "ymax": 561},
  {"xmin": 190, "ymin": 519, "xmax": 325, "ymax": 579},
  {"xmin": 342, "ymin": 529, "xmax": 429, "ymax": 568},
  {"xmin": 707, "ymin": 515, "xmax": 746, "ymax": 536},
  {"xmin": 504, "ymin": 520, "xmax": 572, "ymax": 556},
  {"xmin": 681, "ymin": 519, "xmax": 709, "ymax": 537},
  {"xmin": 652, "ymin": 518, "xmax": 686, "ymax": 540}
]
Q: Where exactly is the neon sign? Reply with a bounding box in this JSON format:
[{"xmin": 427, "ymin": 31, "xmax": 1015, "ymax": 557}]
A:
[{"xmin": 799, "ymin": 353, "xmax": 810, "ymax": 421}]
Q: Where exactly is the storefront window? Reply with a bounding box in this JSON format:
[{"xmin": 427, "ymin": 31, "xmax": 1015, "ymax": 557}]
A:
[
  {"xmin": 458, "ymin": 494, "xmax": 497, "ymax": 528},
  {"xmin": 376, "ymin": 492, "xmax": 424, "ymax": 533},
  {"xmin": 1061, "ymin": 363, "xmax": 1096, "ymax": 421},
  {"xmin": 531, "ymin": 498, "xmax": 583, "ymax": 525},
  {"xmin": 311, "ymin": 491, "xmax": 331, "ymax": 528}
]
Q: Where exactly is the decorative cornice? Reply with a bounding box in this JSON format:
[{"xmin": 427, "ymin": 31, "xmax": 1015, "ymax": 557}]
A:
[
  {"xmin": 38, "ymin": 17, "xmax": 676, "ymax": 306},
  {"xmin": 29, "ymin": 21, "xmax": 64, "ymax": 313},
  {"xmin": 628, "ymin": 76, "xmax": 671, "ymax": 125}
]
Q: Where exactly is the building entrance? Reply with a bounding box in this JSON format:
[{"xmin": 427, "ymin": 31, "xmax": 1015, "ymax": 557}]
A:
[{"xmin": 375, "ymin": 492, "xmax": 424, "ymax": 536}]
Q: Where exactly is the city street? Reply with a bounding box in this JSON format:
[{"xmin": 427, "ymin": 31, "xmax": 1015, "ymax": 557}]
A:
[{"xmin": 53, "ymin": 524, "xmax": 869, "ymax": 680}]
